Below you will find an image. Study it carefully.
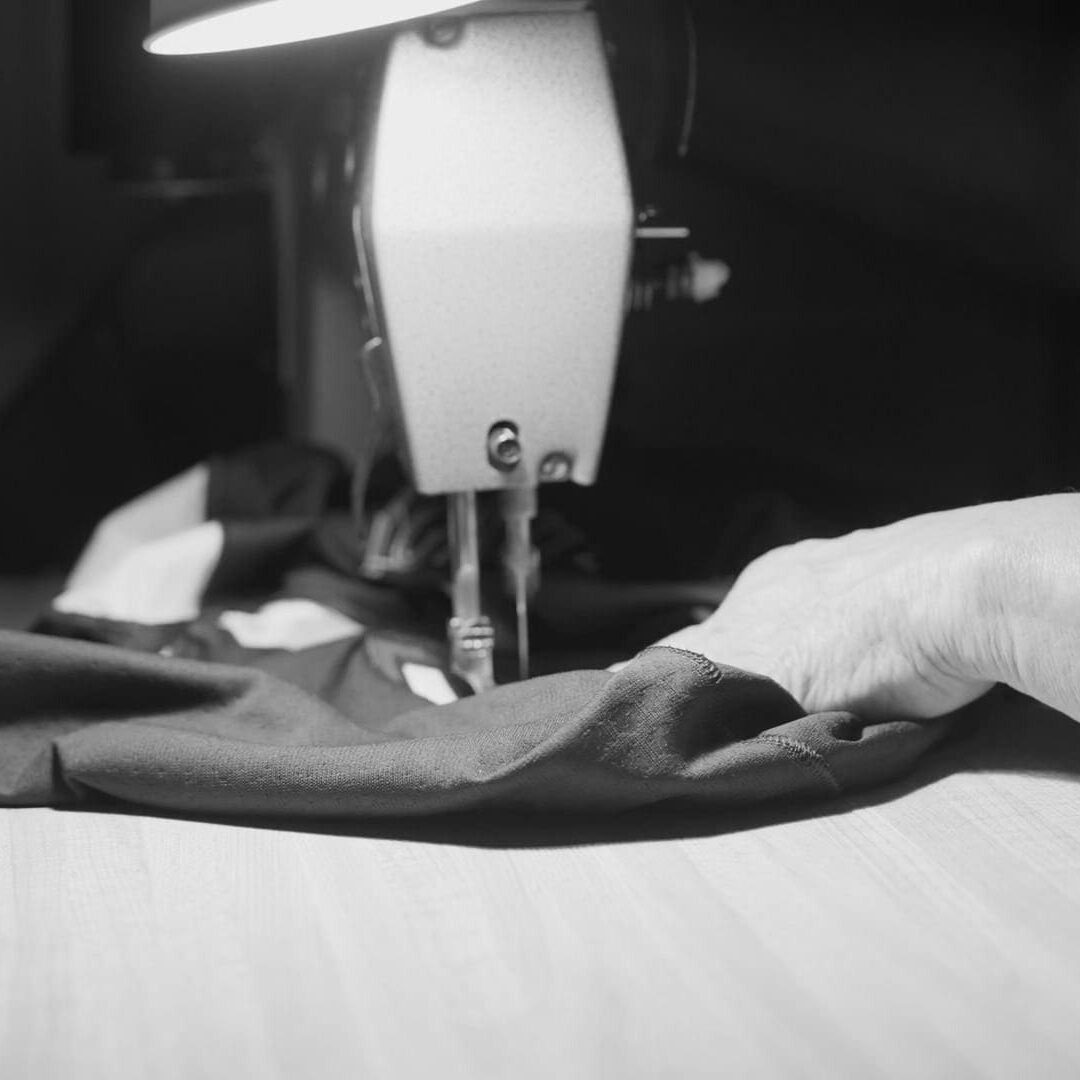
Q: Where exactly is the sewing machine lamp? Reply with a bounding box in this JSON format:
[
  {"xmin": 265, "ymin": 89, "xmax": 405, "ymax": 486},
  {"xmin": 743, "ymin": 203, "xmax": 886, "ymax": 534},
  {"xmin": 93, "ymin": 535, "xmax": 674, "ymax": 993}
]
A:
[{"xmin": 145, "ymin": 0, "xmax": 478, "ymax": 53}]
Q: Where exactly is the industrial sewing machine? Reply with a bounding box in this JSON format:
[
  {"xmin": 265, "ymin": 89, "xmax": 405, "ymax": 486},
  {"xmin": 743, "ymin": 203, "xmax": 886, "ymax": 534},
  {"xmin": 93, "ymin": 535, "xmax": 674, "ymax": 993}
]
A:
[{"xmin": 146, "ymin": 0, "xmax": 707, "ymax": 691}]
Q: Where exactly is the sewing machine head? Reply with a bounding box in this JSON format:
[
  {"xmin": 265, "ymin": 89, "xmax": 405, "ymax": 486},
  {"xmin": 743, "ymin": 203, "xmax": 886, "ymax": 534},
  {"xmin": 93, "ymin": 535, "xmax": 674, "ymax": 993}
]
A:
[{"xmin": 146, "ymin": 0, "xmax": 634, "ymax": 690}]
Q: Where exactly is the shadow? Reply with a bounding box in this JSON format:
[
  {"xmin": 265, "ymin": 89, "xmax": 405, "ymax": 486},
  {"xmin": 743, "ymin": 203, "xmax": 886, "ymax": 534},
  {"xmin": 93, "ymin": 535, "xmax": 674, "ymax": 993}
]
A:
[{"xmin": 62, "ymin": 688, "xmax": 1080, "ymax": 851}]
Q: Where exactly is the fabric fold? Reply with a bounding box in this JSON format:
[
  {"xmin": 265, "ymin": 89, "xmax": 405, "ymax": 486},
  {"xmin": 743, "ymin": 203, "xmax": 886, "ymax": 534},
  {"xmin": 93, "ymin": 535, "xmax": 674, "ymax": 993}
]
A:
[
  {"xmin": 2, "ymin": 447, "xmax": 955, "ymax": 824},
  {"xmin": 0, "ymin": 631, "xmax": 949, "ymax": 819}
]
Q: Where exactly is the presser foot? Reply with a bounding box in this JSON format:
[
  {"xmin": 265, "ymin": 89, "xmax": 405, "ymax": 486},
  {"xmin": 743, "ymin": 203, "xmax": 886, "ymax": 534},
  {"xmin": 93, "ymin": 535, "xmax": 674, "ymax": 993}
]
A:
[
  {"xmin": 447, "ymin": 491, "xmax": 495, "ymax": 694},
  {"xmin": 447, "ymin": 615, "xmax": 495, "ymax": 696}
]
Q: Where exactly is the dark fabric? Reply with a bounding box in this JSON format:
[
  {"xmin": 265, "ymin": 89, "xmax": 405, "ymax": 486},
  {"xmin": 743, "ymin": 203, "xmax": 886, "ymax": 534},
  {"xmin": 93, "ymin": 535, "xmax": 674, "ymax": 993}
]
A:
[
  {"xmin": 207, "ymin": 441, "xmax": 350, "ymax": 523},
  {"xmin": 6, "ymin": 444, "xmax": 956, "ymax": 822},
  {"xmin": 0, "ymin": 631, "xmax": 950, "ymax": 819}
]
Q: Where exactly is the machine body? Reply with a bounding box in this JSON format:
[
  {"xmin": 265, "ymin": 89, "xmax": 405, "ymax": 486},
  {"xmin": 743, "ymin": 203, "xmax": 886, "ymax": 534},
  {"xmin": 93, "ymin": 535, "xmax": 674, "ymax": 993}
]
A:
[
  {"xmin": 352, "ymin": 5, "xmax": 634, "ymax": 688},
  {"xmin": 144, "ymin": 0, "xmax": 636, "ymax": 691}
]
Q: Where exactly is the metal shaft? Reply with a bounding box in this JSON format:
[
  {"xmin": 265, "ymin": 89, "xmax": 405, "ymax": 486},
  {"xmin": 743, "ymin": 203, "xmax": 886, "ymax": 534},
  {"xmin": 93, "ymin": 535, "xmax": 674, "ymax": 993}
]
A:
[
  {"xmin": 447, "ymin": 492, "xmax": 495, "ymax": 694},
  {"xmin": 500, "ymin": 486, "xmax": 538, "ymax": 682}
]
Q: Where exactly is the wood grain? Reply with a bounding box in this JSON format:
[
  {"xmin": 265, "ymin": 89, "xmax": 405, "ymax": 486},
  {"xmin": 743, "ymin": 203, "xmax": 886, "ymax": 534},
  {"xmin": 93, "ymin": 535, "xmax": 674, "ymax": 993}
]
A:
[{"xmin": 2, "ymin": 695, "xmax": 1079, "ymax": 1079}]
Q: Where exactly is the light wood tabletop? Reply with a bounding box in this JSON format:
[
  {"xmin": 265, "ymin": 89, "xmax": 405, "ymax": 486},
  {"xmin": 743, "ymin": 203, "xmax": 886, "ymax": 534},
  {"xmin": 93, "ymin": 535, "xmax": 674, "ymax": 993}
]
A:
[{"xmin": 2, "ymin": 690, "xmax": 1079, "ymax": 1080}]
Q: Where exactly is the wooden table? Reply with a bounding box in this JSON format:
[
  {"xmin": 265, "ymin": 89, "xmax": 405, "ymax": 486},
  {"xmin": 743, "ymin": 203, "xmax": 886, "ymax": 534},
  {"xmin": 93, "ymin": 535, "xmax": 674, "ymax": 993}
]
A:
[{"xmin": 2, "ymin": 690, "xmax": 1078, "ymax": 1079}]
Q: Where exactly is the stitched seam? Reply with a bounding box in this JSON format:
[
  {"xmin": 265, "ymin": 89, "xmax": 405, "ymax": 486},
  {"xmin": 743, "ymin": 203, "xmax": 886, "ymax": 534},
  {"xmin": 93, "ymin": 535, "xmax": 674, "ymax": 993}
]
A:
[
  {"xmin": 640, "ymin": 646, "xmax": 750, "ymax": 744},
  {"xmin": 642, "ymin": 645, "xmax": 723, "ymax": 686},
  {"xmin": 754, "ymin": 733, "xmax": 842, "ymax": 794}
]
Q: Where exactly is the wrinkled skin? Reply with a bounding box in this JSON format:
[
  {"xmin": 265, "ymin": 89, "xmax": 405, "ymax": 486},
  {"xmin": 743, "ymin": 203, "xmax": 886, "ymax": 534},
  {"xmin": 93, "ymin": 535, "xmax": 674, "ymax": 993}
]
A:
[{"xmin": 658, "ymin": 496, "xmax": 1080, "ymax": 722}]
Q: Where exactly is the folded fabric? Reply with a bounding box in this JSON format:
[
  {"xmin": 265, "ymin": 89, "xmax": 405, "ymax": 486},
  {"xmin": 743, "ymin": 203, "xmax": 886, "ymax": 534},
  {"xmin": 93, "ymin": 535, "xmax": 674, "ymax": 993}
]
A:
[
  {"xmin": 2, "ymin": 444, "xmax": 954, "ymax": 822},
  {"xmin": 0, "ymin": 630, "xmax": 949, "ymax": 818}
]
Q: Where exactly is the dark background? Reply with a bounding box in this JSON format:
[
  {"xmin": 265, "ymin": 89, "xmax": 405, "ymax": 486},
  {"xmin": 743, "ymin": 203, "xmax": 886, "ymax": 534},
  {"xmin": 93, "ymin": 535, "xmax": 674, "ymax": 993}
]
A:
[{"xmin": 2, "ymin": 0, "xmax": 1078, "ymax": 576}]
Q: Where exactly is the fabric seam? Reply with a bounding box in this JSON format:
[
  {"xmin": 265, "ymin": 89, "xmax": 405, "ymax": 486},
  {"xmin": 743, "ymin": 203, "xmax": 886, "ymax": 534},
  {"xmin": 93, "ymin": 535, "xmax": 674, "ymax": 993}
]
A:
[
  {"xmin": 754, "ymin": 732, "xmax": 842, "ymax": 794},
  {"xmin": 641, "ymin": 645, "xmax": 724, "ymax": 687}
]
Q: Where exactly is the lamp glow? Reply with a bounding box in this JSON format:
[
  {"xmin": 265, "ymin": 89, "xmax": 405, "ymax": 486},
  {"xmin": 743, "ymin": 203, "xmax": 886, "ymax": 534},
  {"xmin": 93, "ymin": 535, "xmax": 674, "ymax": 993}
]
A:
[{"xmin": 145, "ymin": 0, "xmax": 477, "ymax": 55}]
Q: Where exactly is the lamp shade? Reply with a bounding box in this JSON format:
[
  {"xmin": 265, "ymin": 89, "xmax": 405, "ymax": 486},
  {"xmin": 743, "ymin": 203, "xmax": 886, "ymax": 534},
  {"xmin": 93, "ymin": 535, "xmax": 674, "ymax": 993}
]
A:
[{"xmin": 145, "ymin": 0, "xmax": 478, "ymax": 55}]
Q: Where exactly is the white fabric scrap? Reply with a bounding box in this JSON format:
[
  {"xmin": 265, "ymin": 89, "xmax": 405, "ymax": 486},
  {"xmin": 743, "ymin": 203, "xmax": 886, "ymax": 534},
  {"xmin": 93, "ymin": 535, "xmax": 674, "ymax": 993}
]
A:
[
  {"xmin": 63, "ymin": 465, "xmax": 210, "ymax": 595},
  {"xmin": 218, "ymin": 599, "xmax": 364, "ymax": 653},
  {"xmin": 401, "ymin": 662, "xmax": 459, "ymax": 706},
  {"xmin": 54, "ymin": 521, "xmax": 224, "ymax": 626}
]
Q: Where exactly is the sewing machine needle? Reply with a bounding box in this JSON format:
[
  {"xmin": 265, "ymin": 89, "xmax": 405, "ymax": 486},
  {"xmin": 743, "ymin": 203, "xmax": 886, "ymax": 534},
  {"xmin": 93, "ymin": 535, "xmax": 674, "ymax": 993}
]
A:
[
  {"xmin": 515, "ymin": 558, "xmax": 530, "ymax": 682},
  {"xmin": 500, "ymin": 486, "xmax": 538, "ymax": 683}
]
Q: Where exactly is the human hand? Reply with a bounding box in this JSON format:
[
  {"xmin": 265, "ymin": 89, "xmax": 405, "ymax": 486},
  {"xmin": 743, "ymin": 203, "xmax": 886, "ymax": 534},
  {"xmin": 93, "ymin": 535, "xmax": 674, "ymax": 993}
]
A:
[{"xmin": 656, "ymin": 497, "xmax": 1080, "ymax": 721}]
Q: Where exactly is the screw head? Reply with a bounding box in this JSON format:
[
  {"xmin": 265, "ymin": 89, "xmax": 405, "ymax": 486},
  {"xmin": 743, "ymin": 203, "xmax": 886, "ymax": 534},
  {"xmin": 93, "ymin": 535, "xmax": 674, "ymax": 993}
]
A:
[
  {"xmin": 539, "ymin": 453, "xmax": 573, "ymax": 483},
  {"xmin": 424, "ymin": 17, "xmax": 464, "ymax": 47},
  {"xmin": 487, "ymin": 423, "xmax": 523, "ymax": 472}
]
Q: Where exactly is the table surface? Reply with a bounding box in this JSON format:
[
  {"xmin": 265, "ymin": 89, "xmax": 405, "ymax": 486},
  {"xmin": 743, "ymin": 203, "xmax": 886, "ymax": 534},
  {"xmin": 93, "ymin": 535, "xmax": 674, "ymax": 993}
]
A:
[{"xmin": 2, "ymin": 578, "xmax": 1080, "ymax": 1079}]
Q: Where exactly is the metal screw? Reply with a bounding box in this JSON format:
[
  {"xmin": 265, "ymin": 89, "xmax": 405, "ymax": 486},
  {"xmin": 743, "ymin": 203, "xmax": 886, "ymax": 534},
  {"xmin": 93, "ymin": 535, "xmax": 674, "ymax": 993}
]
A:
[
  {"xmin": 539, "ymin": 452, "xmax": 573, "ymax": 483},
  {"xmin": 487, "ymin": 423, "xmax": 523, "ymax": 472},
  {"xmin": 424, "ymin": 17, "xmax": 465, "ymax": 47}
]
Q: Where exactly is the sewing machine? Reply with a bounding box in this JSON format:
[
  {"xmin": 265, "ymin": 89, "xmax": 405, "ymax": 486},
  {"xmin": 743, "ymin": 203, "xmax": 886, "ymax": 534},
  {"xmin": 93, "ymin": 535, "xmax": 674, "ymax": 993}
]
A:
[{"xmin": 147, "ymin": 0, "xmax": 635, "ymax": 691}]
